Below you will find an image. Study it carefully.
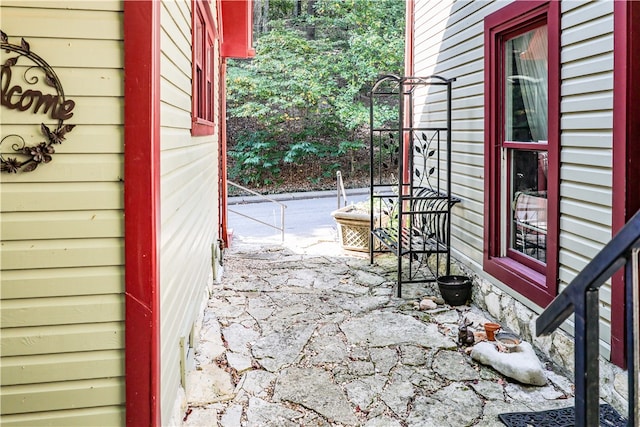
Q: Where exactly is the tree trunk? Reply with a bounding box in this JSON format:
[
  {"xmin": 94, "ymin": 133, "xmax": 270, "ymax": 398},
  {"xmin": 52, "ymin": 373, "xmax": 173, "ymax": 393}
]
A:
[
  {"xmin": 254, "ymin": 0, "xmax": 269, "ymax": 34},
  {"xmin": 306, "ymin": 0, "xmax": 316, "ymax": 40}
]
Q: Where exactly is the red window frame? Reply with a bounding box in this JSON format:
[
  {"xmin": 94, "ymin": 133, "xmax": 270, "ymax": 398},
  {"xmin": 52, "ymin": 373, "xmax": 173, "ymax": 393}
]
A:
[
  {"xmin": 483, "ymin": 0, "xmax": 560, "ymax": 307},
  {"xmin": 192, "ymin": 0, "xmax": 217, "ymax": 136}
]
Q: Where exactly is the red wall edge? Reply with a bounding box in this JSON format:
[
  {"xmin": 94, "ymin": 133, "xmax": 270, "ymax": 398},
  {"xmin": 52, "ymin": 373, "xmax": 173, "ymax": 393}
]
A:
[
  {"xmin": 401, "ymin": 0, "xmax": 415, "ymax": 187},
  {"xmin": 124, "ymin": 1, "xmax": 162, "ymax": 425},
  {"xmin": 220, "ymin": 59, "xmax": 230, "ymax": 246},
  {"xmin": 611, "ymin": 0, "xmax": 640, "ymax": 369},
  {"xmin": 404, "ymin": 0, "xmax": 414, "ymax": 77}
]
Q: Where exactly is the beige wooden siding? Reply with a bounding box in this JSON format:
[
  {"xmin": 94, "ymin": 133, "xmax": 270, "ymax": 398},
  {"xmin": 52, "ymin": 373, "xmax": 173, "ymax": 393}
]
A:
[
  {"xmin": 159, "ymin": 0, "xmax": 221, "ymax": 421},
  {"xmin": 413, "ymin": 0, "xmax": 615, "ymax": 354},
  {"xmin": 0, "ymin": 2, "xmax": 125, "ymax": 425},
  {"xmin": 413, "ymin": 0, "xmax": 501, "ymax": 264},
  {"xmin": 558, "ymin": 0, "xmax": 614, "ymax": 351}
]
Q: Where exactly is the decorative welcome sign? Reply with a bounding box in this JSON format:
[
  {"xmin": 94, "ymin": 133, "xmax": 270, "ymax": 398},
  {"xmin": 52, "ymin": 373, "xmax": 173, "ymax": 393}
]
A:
[{"xmin": 1, "ymin": 30, "xmax": 76, "ymax": 173}]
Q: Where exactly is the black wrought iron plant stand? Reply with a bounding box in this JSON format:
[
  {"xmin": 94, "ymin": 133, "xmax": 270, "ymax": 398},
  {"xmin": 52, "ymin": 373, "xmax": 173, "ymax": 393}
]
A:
[{"xmin": 368, "ymin": 75, "xmax": 458, "ymax": 298}]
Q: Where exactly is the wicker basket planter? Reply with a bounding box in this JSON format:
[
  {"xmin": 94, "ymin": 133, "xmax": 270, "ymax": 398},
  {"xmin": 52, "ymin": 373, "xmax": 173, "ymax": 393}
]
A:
[{"xmin": 331, "ymin": 205, "xmax": 380, "ymax": 252}]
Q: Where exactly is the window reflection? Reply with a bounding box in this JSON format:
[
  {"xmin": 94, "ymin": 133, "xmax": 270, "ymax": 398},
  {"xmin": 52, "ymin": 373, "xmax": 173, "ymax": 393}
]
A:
[{"xmin": 511, "ymin": 150, "xmax": 547, "ymax": 262}]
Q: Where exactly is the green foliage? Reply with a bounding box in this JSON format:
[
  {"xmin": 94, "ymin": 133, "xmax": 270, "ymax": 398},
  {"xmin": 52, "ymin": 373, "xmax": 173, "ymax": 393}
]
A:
[
  {"xmin": 337, "ymin": 140, "xmax": 364, "ymax": 156},
  {"xmin": 227, "ymin": 0, "xmax": 405, "ymax": 186},
  {"xmin": 228, "ymin": 131, "xmax": 281, "ymax": 186},
  {"xmin": 284, "ymin": 141, "xmax": 321, "ymax": 164},
  {"xmin": 268, "ymin": 0, "xmax": 296, "ymax": 19}
]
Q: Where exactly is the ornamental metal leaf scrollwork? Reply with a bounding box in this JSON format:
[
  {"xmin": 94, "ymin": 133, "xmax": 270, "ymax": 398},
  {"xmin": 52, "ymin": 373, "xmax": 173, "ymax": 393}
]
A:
[
  {"xmin": 0, "ymin": 30, "xmax": 76, "ymax": 173},
  {"xmin": 380, "ymin": 132, "xmax": 398, "ymax": 171},
  {"xmin": 413, "ymin": 131, "xmax": 440, "ymax": 188}
]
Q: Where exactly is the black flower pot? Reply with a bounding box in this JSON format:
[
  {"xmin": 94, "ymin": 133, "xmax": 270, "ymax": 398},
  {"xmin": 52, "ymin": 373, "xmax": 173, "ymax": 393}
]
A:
[{"xmin": 437, "ymin": 275, "xmax": 472, "ymax": 306}]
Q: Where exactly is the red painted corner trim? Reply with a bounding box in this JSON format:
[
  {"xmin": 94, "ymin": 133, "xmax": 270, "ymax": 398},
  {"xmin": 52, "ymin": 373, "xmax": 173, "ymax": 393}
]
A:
[
  {"xmin": 124, "ymin": 1, "xmax": 161, "ymax": 425},
  {"xmin": 404, "ymin": 0, "xmax": 415, "ymax": 77},
  {"xmin": 611, "ymin": 0, "xmax": 640, "ymax": 368},
  {"xmin": 220, "ymin": 60, "xmax": 230, "ymax": 247},
  {"xmin": 611, "ymin": 0, "xmax": 628, "ymax": 370}
]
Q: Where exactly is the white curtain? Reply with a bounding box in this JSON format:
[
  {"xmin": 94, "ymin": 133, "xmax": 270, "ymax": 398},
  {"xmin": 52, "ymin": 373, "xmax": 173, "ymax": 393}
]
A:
[{"xmin": 513, "ymin": 27, "xmax": 548, "ymax": 142}]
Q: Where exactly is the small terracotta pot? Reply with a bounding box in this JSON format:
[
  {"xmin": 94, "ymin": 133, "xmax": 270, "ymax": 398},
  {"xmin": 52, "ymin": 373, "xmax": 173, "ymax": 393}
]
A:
[{"xmin": 484, "ymin": 322, "xmax": 501, "ymax": 341}]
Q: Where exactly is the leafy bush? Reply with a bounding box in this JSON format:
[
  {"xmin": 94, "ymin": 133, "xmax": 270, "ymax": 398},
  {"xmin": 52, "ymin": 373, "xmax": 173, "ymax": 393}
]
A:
[{"xmin": 228, "ymin": 131, "xmax": 281, "ymax": 186}]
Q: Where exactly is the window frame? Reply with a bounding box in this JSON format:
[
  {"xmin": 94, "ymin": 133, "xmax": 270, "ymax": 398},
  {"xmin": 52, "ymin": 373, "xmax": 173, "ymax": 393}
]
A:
[
  {"xmin": 483, "ymin": 0, "xmax": 560, "ymax": 307},
  {"xmin": 191, "ymin": 0, "xmax": 217, "ymax": 136}
]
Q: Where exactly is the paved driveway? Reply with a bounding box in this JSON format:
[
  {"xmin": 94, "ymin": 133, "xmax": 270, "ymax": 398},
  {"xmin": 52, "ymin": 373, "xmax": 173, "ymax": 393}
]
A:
[{"xmin": 227, "ymin": 189, "xmax": 368, "ymax": 244}]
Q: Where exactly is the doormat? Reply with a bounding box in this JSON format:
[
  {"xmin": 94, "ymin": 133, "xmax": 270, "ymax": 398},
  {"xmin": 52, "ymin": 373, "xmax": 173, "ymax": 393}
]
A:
[{"xmin": 499, "ymin": 403, "xmax": 627, "ymax": 427}]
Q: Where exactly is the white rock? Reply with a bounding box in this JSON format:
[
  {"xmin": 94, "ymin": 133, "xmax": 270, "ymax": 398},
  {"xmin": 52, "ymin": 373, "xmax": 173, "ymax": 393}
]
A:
[
  {"xmin": 485, "ymin": 292, "xmax": 502, "ymax": 319},
  {"xmin": 186, "ymin": 364, "xmax": 235, "ymax": 405},
  {"xmin": 470, "ymin": 341, "xmax": 547, "ymax": 386},
  {"xmin": 226, "ymin": 351, "xmax": 253, "ymax": 372},
  {"xmin": 220, "ymin": 404, "xmax": 243, "ymax": 427},
  {"xmin": 419, "ymin": 299, "xmax": 438, "ymax": 310}
]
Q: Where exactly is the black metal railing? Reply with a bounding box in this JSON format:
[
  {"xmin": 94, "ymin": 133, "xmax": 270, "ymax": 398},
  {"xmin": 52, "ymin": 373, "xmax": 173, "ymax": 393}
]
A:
[{"xmin": 537, "ymin": 209, "xmax": 640, "ymax": 427}]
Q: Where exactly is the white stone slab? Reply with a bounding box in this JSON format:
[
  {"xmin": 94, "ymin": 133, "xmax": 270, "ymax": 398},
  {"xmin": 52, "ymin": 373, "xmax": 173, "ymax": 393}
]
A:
[{"xmin": 471, "ymin": 341, "xmax": 547, "ymax": 386}]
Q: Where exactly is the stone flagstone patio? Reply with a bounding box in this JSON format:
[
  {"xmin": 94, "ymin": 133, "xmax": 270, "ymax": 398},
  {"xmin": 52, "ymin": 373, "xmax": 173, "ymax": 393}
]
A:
[{"xmin": 177, "ymin": 237, "xmax": 575, "ymax": 426}]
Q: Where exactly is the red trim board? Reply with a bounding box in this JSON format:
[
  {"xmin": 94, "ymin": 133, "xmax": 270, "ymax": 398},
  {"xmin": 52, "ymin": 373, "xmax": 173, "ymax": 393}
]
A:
[
  {"xmin": 611, "ymin": 0, "xmax": 640, "ymax": 368},
  {"xmin": 124, "ymin": 1, "xmax": 161, "ymax": 425}
]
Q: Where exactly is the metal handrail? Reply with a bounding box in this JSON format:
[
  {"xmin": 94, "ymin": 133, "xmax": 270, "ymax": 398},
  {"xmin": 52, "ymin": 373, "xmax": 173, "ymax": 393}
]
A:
[
  {"xmin": 227, "ymin": 180, "xmax": 286, "ymax": 242},
  {"xmin": 537, "ymin": 209, "xmax": 640, "ymax": 426},
  {"xmin": 336, "ymin": 171, "xmax": 348, "ymax": 209}
]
